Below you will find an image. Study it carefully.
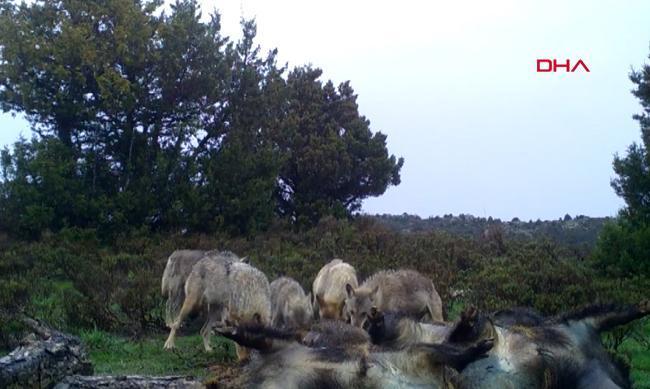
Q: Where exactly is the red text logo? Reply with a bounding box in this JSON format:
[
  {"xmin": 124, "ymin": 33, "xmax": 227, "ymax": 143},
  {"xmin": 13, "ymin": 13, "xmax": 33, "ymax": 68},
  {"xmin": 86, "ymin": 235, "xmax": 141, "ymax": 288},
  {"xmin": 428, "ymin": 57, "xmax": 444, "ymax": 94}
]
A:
[{"xmin": 537, "ymin": 59, "xmax": 590, "ymax": 73}]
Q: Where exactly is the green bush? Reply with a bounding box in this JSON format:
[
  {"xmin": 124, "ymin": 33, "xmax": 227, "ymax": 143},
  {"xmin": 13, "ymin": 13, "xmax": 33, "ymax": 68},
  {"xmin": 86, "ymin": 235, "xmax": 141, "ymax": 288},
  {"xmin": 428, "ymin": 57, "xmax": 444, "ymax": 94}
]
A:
[
  {"xmin": 593, "ymin": 220, "xmax": 650, "ymax": 277},
  {"xmin": 0, "ymin": 217, "xmax": 647, "ymax": 351}
]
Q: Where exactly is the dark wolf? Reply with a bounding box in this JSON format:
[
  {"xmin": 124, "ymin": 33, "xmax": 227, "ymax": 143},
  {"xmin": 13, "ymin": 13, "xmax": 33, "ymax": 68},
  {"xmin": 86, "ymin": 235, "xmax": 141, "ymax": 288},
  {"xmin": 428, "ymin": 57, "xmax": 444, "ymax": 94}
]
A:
[
  {"xmin": 270, "ymin": 276, "xmax": 313, "ymax": 330},
  {"xmin": 344, "ymin": 269, "xmax": 444, "ymax": 328}
]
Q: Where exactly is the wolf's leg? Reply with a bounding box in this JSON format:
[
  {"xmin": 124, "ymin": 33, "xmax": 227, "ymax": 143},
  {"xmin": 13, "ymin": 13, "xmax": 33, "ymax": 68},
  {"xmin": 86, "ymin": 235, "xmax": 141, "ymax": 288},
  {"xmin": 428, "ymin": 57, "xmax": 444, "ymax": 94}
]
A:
[
  {"xmin": 428, "ymin": 288, "xmax": 445, "ymax": 322},
  {"xmin": 201, "ymin": 304, "xmax": 215, "ymax": 352},
  {"xmin": 164, "ymin": 293, "xmax": 196, "ymax": 350},
  {"xmin": 573, "ymin": 300, "xmax": 650, "ymax": 333}
]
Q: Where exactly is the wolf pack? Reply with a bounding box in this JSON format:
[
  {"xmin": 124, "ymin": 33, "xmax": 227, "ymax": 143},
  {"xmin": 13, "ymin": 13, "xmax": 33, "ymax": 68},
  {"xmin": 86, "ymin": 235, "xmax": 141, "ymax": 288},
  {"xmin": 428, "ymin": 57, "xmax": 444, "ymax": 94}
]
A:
[{"xmin": 161, "ymin": 250, "xmax": 649, "ymax": 388}]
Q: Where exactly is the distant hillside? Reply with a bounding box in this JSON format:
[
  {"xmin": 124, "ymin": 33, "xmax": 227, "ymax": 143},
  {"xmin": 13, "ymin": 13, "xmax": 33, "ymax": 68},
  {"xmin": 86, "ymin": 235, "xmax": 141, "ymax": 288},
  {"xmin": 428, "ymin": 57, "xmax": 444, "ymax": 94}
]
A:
[{"xmin": 371, "ymin": 213, "xmax": 612, "ymax": 247}]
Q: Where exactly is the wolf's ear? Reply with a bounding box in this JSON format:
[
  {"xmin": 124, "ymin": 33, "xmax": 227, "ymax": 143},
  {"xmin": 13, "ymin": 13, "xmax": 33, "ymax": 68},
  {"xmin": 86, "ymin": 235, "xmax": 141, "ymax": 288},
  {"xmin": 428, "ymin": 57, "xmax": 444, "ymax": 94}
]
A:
[
  {"xmin": 345, "ymin": 283, "xmax": 355, "ymax": 298},
  {"xmin": 369, "ymin": 285, "xmax": 379, "ymax": 302},
  {"xmin": 253, "ymin": 312, "xmax": 262, "ymax": 325},
  {"xmin": 240, "ymin": 256, "xmax": 249, "ymax": 264}
]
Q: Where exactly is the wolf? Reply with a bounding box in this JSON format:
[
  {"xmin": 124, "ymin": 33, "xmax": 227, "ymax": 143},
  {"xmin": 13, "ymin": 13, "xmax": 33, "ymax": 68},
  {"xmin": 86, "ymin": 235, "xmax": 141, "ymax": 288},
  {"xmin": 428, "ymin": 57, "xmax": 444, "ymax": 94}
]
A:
[
  {"xmin": 270, "ymin": 276, "xmax": 312, "ymax": 330},
  {"xmin": 344, "ymin": 269, "xmax": 444, "ymax": 328},
  {"xmin": 163, "ymin": 255, "xmax": 271, "ymax": 360},
  {"xmin": 161, "ymin": 249, "xmax": 243, "ymax": 327},
  {"xmin": 312, "ymin": 259, "xmax": 358, "ymax": 320}
]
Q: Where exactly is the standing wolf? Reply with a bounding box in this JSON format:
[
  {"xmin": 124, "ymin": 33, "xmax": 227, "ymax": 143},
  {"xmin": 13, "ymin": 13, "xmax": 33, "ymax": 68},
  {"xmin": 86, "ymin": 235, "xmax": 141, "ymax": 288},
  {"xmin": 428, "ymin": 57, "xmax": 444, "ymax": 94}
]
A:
[
  {"xmin": 270, "ymin": 277, "xmax": 312, "ymax": 330},
  {"xmin": 161, "ymin": 249, "xmax": 242, "ymax": 327},
  {"xmin": 163, "ymin": 254, "xmax": 271, "ymax": 359},
  {"xmin": 344, "ymin": 269, "xmax": 444, "ymax": 328},
  {"xmin": 312, "ymin": 259, "xmax": 358, "ymax": 320}
]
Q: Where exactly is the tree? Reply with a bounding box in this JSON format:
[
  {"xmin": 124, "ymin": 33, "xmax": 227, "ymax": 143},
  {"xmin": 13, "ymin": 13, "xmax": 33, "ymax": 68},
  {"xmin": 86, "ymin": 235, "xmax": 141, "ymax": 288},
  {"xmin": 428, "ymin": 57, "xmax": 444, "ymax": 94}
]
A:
[
  {"xmin": 0, "ymin": 0, "xmax": 235, "ymax": 235},
  {"xmin": 0, "ymin": 0, "xmax": 403, "ymax": 237},
  {"xmin": 593, "ymin": 47, "xmax": 650, "ymax": 276},
  {"xmin": 195, "ymin": 20, "xmax": 285, "ymax": 234},
  {"xmin": 276, "ymin": 66, "xmax": 403, "ymax": 224}
]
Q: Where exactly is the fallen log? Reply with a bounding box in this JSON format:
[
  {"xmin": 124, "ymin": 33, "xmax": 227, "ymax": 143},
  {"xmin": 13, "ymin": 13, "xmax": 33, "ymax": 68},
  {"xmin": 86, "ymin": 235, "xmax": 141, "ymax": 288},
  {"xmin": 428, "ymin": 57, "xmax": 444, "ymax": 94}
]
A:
[
  {"xmin": 0, "ymin": 317, "xmax": 93, "ymax": 388},
  {"xmin": 54, "ymin": 375, "xmax": 204, "ymax": 388}
]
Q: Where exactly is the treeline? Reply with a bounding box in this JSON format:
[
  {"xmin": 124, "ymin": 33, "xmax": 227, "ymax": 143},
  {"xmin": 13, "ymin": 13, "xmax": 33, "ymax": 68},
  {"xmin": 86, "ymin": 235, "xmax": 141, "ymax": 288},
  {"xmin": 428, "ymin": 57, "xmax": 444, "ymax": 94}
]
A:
[
  {"xmin": 373, "ymin": 213, "xmax": 610, "ymax": 247},
  {"xmin": 0, "ymin": 0, "xmax": 403, "ymax": 239}
]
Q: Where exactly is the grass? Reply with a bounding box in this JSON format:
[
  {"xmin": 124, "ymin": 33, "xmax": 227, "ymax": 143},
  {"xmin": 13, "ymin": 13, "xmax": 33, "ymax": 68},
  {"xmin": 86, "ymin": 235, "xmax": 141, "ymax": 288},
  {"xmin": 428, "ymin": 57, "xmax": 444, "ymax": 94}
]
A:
[
  {"xmin": 618, "ymin": 319, "xmax": 650, "ymax": 389},
  {"xmin": 79, "ymin": 330, "xmax": 235, "ymax": 377}
]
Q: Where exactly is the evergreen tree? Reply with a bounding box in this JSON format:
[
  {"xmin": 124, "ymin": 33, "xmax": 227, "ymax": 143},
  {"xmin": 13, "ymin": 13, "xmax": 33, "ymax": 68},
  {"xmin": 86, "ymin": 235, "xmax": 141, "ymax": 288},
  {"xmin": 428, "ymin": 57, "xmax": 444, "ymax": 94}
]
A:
[
  {"xmin": 276, "ymin": 67, "xmax": 403, "ymax": 224},
  {"xmin": 0, "ymin": 0, "xmax": 404, "ymax": 237},
  {"xmin": 593, "ymin": 49, "xmax": 650, "ymax": 276}
]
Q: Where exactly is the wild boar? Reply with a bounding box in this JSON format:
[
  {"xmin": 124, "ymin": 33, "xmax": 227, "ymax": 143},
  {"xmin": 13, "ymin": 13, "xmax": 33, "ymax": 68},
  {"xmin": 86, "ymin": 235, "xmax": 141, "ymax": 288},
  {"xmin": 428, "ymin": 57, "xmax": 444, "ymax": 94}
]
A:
[
  {"xmin": 301, "ymin": 319, "xmax": 370, "ymax": 351},
  {"xmin": 344, "ymin": 269, "xmax": 444, "ymax": 328},
  {"xmin": 161, "ymin": 249, "xmax": 243, "ymax": 327},
  {"xmin": 214, "ymin": 322, "xmax": 493, "ymax": 389},
  {"xmin": 312, "ymin": 259, "xmax": 358, "ymax": 320},
  {"xmin": 270, "ymin": 277, "xmax": 312, "ymax": 330},
  {"xmin": 366, "ymin": 308, "xmax": 453, "ymax": 348},
  {"xmin": 163, "ymin": 256, "xmax": 271, "ymax": 360},
  {"xmin": 448, "ymin": 301, "xmax": 650, "ymax": 389}
]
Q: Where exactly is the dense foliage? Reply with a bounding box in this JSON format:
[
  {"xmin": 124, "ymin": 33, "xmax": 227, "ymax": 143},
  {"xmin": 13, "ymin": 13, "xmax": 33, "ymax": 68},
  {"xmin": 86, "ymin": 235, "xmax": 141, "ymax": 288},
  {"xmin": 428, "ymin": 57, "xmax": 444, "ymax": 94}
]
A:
[
  {"xmin": 593, "ymin": 49, "xmax": 650, "ymax": 278},
  {"xmin": 0, "ymin": 0, "xmax": 402, "ymax": 238},
  {"xmin": 1, "ymin": 218, "xmax": 646, "ymax": 350}
]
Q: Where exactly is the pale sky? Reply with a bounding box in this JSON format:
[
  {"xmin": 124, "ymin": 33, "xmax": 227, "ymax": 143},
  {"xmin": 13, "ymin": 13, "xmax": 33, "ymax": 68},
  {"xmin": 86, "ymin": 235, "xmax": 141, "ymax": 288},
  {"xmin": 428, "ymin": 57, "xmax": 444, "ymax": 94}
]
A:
[{"xmin": 1, "ymin": 0, "xmax": 649, "ymax": 220}]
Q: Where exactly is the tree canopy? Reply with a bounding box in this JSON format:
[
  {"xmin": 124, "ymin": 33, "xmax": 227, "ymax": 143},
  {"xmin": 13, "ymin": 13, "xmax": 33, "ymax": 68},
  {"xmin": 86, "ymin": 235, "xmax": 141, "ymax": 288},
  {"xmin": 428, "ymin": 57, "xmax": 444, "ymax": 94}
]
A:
[
  {"xmin": 593, "ymin": 47, "xmax": 650, "ymax": 276},
  {"xmin": 0, "ymin": 0, "xmax": 403, "ymax": 238}
]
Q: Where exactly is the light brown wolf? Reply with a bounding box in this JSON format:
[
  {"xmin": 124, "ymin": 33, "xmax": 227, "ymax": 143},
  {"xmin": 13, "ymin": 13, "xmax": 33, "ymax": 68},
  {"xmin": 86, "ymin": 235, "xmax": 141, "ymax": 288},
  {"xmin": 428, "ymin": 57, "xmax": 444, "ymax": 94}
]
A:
[
  {"xmin": 161, "ymin": 249, "xmax": 242, "ymax": 327},
  {"xmin": 163, "ymin": 255, "xmax": 270, "ymax": 360},
  {"xmin": 312, "ymin": 259, "xmax": 358, "ymax": 320}
]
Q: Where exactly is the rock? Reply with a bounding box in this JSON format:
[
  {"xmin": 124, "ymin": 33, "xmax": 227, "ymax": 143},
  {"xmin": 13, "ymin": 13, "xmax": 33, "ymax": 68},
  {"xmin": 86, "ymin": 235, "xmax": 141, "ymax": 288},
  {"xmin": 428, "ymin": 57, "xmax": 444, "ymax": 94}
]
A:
[
  {"xmin": 55, "ymin": 375, "xmax": 204, "ymax": 388},
  {"xmin": 0, "ymin": 317, "xmax": 93, "ymax": 388}
]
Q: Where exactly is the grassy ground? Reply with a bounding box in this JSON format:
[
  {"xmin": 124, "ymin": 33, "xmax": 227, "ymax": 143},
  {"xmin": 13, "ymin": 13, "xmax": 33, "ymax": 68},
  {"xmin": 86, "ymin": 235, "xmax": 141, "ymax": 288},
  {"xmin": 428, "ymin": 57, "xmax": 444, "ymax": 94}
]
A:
[
  {"xmin": 79, "ymin": 330, "xmax": 235, "ymax": 377},
  {"xmin": 619, "ymin": 320, "xmax": 650, "ymax": 389}
]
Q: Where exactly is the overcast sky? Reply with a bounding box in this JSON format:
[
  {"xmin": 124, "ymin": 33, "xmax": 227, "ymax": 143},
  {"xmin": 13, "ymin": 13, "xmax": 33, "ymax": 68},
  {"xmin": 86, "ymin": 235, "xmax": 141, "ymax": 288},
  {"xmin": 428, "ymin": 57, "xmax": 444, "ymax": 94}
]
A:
[{"xmin": 2, "ymin": 0, "xmax": 649, "ymax": 220}]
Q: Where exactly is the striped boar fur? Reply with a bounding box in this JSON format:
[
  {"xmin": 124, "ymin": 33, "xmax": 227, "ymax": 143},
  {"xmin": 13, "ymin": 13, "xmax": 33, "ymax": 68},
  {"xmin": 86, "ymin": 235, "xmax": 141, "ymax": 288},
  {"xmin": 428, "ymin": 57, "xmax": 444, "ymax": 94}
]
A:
[
  {"xmin": 448, "ymin": 302, "xmax": 650, "ymax": 389},
  {"xmin": 367, "ymin": 309, "xmax": 453, "ymax": 349},
  {"xmin": 270, "ymin": 277, "xmax": 312, "ymax": 330},
  {"xmin": 312, "ymin": 259, "xmax": 358, "ymax": 320},
  {"xmin": 215, "ymin": 322, "xmax": 493, "ymax": 389},
  {"xmin": 344, "ymin": 269, "xmax": 444, "ymax": 328}
]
